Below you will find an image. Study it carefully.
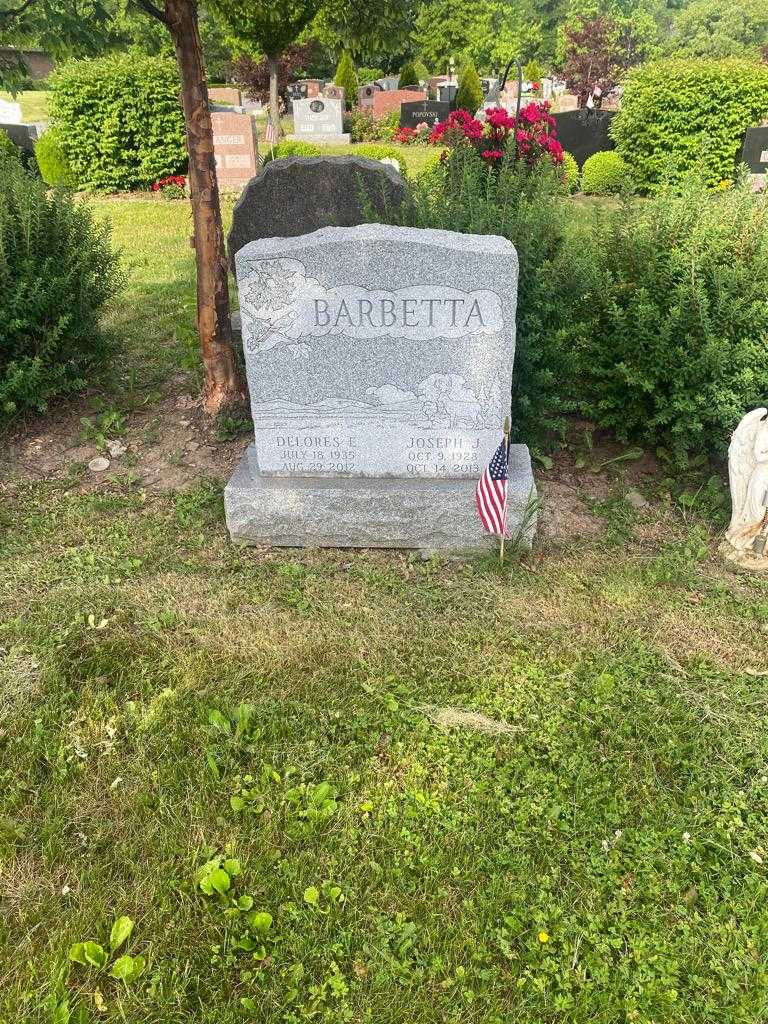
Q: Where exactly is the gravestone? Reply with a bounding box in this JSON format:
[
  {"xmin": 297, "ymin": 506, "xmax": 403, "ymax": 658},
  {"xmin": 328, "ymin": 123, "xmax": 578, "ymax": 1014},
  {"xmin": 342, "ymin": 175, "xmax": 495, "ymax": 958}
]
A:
[
  {"xmin": 555, "ymin": 93, "xmax": 579, "ymax": 112},
  {"xmin": 211, "ymin": 111, "xmax": 259, "ymax": 189},
  {"xmin": 358, "ymin": 83, "xmax": 381, "ymax": 110},
  {"xmin": 290, "ymin": 97, "xmax": 349, "ymax": 144},
  {"xmin": 228, "ymin": 156, "xmax": 407, "ymax": 272},
  {"xmin": 323, "ymin": 84, "xmax": 345, "ymax": 104},
  {"xmin": 0, "ymin": 121, "xmax": 43, "ymax": 152},
  {"xmin": 740, "ymin": 127, "xmax": 768, "ymax": 173},
  {"xmin": 209, "ymin": 87, "xmax": 241, "ymax": 106},
  {"xmin": 400, "ymin": 99, "xmax": 450, "ymax": 130},
  {"xmin": 553, "ymin": 110, "xmax": 616, "ymax": 168},
  {"xmin": 372, "ymin": 88, "xmax": 427, "ymax": 119},
  {"xmin": 224, "ymin": 223, "xmax": 535, "ymax": 552},
  {"xmin": 0, "ymin": 98, "xmax": 22, "ymax": 123},
  {"xmin": 437, "ymin": 83, "xmax": 458, "ymax": 107},
  {"xmin": 375, "ymin": 76, "xmax": 401, "ymax": 91}
]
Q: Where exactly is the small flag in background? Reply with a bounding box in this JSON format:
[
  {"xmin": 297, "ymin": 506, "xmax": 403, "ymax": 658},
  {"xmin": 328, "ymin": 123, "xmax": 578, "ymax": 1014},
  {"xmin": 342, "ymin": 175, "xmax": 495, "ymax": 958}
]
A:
[
  {"xmin": 475, "ymin": 438, "xmax": 509, "ymax": 537},
  {"xmin": 264, "ymin": 118, "xmax": 278, "ymax": 145}
]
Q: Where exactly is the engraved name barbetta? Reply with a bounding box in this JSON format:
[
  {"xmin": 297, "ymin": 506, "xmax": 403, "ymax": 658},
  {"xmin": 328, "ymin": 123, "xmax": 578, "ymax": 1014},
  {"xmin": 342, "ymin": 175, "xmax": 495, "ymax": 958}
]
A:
[{"xmin": 312, "ymin": 295, "xmax": 490, "ymax": 331}]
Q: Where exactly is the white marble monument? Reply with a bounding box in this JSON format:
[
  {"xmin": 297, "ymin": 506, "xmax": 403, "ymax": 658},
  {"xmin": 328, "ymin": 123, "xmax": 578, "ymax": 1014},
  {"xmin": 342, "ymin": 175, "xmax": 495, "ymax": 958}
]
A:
[{"xmin": 723, "ymin": 408, "xmax": 768, "ymax": 569}]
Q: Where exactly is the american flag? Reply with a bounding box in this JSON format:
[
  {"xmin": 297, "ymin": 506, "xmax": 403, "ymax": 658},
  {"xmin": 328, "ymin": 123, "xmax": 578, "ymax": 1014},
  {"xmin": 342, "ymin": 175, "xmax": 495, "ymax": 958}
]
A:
[
  {"xmin": 264, "ymin": 118, "xmax": 278, "ymax": 145},
  {"xmin": 475, "ymin": 438, "xmax": 509, "ymax": 537}
]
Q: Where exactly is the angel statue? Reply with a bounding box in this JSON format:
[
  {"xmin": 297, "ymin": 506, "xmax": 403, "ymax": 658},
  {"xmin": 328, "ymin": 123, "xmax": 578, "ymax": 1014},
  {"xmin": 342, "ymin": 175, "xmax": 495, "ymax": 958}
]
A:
[{"xmin": 723, "ymin": 408, "xmax": 768, "ymax": 568}]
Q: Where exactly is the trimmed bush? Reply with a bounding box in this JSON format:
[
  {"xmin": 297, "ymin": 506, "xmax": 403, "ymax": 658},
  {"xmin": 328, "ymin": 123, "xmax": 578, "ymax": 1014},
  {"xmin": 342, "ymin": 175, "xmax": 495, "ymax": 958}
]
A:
[
  {"xmin": 34, "ymin": 127, "xmax": 77, "ymax": 187},
  {"xmin": 581, "ymin": 150, "xmax": 627, "ymax": 194},
  {"xmin": 353, "ymin": 143, "xmax": 408, "ymax": 175},
  {"xmin": 0, "ymin": 158, "xmax": 122, "ymax": 416},
  {"xmin": 560, "ymin": 150, "xmax": 579, "ymax": 193},
  {"xmin": 50, "ymin": 54, "xmax": 187, "ymax": 191},
  {"xmin": 578, "ymin": 172, "xmax": 768, "ymax": 465},
  {"xmin": 611, "ymin": 58, "xmax": 768, "ymax": 189},
  {"xmin": 334, "ymin": 52, "xmax": 358, "ymax": 110},
  {"xmin": 397, "ymin": 61, "xmax": 419, "ymax": 88},
  {"xmin": 455, "ymin": 62, "xmax": 484, "ymax": 114},
  {"xmin": 262, "ymin": 140, "xmax": 321, "ymax": 164}
]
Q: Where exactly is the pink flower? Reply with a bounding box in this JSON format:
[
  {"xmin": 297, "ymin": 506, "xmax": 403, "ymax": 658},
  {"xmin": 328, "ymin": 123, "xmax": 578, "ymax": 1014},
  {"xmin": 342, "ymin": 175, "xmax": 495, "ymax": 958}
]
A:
[{"xmin": 481, "ymin": 148, "xmax": 504, "ymax": 160}]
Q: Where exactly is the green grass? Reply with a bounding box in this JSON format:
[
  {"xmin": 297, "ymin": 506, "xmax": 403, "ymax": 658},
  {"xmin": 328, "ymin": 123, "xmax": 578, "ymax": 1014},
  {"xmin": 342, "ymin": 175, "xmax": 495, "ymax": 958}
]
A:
[
  {"xmin": 2, "ymin": 194, "xmax": 768, "ymax": 1024},
  {"xmin": 0, "ymin": 88, "xmax": 49, "ymax": 121}
]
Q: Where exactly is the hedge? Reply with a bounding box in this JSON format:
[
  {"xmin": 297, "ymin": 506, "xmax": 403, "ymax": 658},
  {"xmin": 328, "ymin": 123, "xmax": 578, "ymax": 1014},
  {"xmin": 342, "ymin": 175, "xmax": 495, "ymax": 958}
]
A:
[
  {"xmin": 50, "ymin": 54, "xmax": 187, "ymax": 192},
  {"xmin": 35, "ymin": 127, "xmax": 77, "ymax": 187},
  {"xmin": 581, "ymin": 151, "xmax": 627, "ymax": 194},
  {"xmin": 611, "ymin": 58, "xmax": 768, "ymax": 190},
  {"xmin": 0, "ymin": 158, "xmax": 122, "ymax": 416}
]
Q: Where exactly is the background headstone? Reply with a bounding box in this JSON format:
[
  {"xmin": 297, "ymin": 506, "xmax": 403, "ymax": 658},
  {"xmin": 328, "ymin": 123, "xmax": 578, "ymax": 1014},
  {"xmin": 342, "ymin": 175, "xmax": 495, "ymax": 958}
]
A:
[
  {"xmin": 211, "ymin": 110, "xmax": 259, "ymax": 189},
  {"xmin": 553, "ymin": 110, "xmax": 616, "ymax": 167},
  {"xmin": 225, "ymin": 224, "xmax": 535, "ymax": 552},
  {"xmin": 323, "ymin": 84, "xmax": 345, "ymax": 104},
  {"xmin": 437, "ymin": 83, "xmax": 458, "ymax": 107},
  {"xmin": 0, "ymin": 121, "xmax": 43, "ymax": 152},
  {"xmin": 740, "ymin": 127, "xmax": 768, "ymax": 173},
  {"xmin": 358, "ymin": 83, "xmax": 381, "ymax": 110},
  {"xmin": 290, "ymin": 96, "xmax": 349, "ymax": 144},
  {"xmin": 555, "ymin": 93, "xmax": 579, "ymax": 112},
  {"xmin": 372, "ymin": 88, "xmax": 427, "ymax": 119},
  {"xmin": 208, "ymin": 87, "xmax": 241, "ymax": 106},
  {"xmin": 228, "ymin": 156, "xmax": 407, "ymax": 272},
  {"xmin": 400, "ymin": 100, "xmax": 450, "ymax": 130}
]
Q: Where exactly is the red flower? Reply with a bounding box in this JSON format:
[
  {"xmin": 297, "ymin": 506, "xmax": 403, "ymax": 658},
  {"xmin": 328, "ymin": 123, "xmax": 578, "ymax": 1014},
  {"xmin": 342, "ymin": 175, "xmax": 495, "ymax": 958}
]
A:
[{"xmin": 481, "ymin": 148, "xmax": 504, "ymax": 160}]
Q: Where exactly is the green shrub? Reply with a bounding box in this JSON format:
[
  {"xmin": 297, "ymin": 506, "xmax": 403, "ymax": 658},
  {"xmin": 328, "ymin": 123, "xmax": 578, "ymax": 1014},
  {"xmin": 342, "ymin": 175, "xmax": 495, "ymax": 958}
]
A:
[
  {"xmin": 412, "ymin": 60, "xmax": 430, "ymax": 83},
  {"xmin": 0, "ymin": 130, "xmax": 20, "ymax": 164},
  {"xmin": 334, "ymin": 52, "xmax": 358, "ymax": 110},
  {"xmin": 524, "ymin": 59, "xmax": 543, "ymax": 84},
  {"xmin": 34, "ymin": 127, "xmax": 77, "ymax": 187},
  {"xmin": 357, "ymin": 66, "xmax": 384, "ymax": 84},
  {"xmin": 399, "ymin": 146, "xmax": 602, "ymax": 446},
  {"xmin": 560, "ymin": 150, "xmax": 579, "ymax": 193},
  {"xmin": 581, "ymin": 150, "xmax": 627, "ymax": 194},
  {"xmin": 397, "ymin": 61, "xmax": 419, "ymax": 88},
  {"xmin": 455, "ymin": 62, "xmax": 484, "ymax": 113},
  {"xmin": 374, "ymin": 109, "xmax": 402, "ymax": 141},
  {"xmin": 50, "ymin": 53, "xmax": 187, "ymax": 192},
  {"xmin": 0, "ymin": 159, "xmax": 122, "ymax": 416},
  {"xmin": 262, "ymin": 139, "xmax": 321, "ymax": 164},
  {"xmin": 611, "ymin": 58, "xmax": 768, "ymax": 190},
  {"xmin": 353, "ymin": 143, "xmax": 407, "ymax": 175},
  {"xmin": 578, "ymin": 172, "xmax": 768, "ymax": 465}
]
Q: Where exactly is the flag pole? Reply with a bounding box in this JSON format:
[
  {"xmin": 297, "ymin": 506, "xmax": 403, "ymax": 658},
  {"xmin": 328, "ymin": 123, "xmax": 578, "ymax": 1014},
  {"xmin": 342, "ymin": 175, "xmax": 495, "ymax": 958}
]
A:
[{"xmin": 500, "ymin": 416, "xmax": 510, "ymax": 565}]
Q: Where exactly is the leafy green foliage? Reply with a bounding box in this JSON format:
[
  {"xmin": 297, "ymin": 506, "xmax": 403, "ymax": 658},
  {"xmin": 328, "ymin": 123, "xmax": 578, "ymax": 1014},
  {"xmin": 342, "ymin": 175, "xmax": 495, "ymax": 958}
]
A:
[
  {"xmin": 0, "ymin": 158, "xmax": 121, "ymax": 417},
  {"xmin": 397, "ymin": 59, "xmax": 419, "ymax": 88},
  {"xmin": 208, "ymin": 0, "xmax": 317, "ymax": 59},
  {"xmin": 668, "ymin": 0, "xmax": 768, "ymax": 60},
  {"xmin": 578, "ymin": 173, "xmax": 768, "ymax": 465},
  {"xmin": 353, "ymin": 142, "xmax": 407, "ymax": 171},
  {"xmin": 524, "ymin": 57, "xmax": 543, "ymax": 82},
  {"xmin": 455, "ymin": 61, "xmax": 484, "ymax": 113},
  {"xmin": 49, "ymin": 53, "xmax": 186, "ymax": 192},
  {"xmin": 560, "ymin": 149, "xmax": 579, "ymax": 192},
  {"xmin": 261, "ymin": 139, "xmax": 322, "ymax": 163},
  {"xmin": 611, "ymin": 57, "xmax": 768, "ymax": 190},
  {"xmin": 400, "ymin": 147, "xmax": 601, "ymax": 445},
  {"xmin": 0, "ymin": 129, "xmax": 20, "ymax": 163},
  {"xmin": 581, "ymin": 150, "xmax": 627, "ymax": 194},
  {"xmin": 34, "ymin": 126, "xmax": 76, "ymax": 187},
  {"xmin": 334, "ymin": 51, "xmax": 358, "ymax": 109}
]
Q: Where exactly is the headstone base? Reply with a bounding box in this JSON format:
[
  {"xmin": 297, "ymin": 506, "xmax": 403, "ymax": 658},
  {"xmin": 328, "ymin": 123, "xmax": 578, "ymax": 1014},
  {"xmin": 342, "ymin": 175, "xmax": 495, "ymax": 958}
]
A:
[
  {"xmin": 286, "ymin": 132, "xmax": 351, "ymax": 145},
  {"xmin": 225, "ymin": 443, "xmax": 536, "ymax": 553}
]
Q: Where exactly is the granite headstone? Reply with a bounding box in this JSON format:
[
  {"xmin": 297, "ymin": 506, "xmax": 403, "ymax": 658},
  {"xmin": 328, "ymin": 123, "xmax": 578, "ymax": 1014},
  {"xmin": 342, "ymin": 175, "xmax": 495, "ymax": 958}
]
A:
[
  {"xmin": 290, "ymin": 96, "xmax": 349, "ymax": 144},
  {"xmin": 553, "ymin": 109, "xmax": 616, "ymax": 167},
  {"xmin": 400, "ymin": 100, "xmax": 450, "ymax": 130},
  {"xmin": 211, "ymin": 111, "xmax": 259, "ymax": 189},
  {"xmin": 228, "ymin": 156, "xmax": 407, "ymax": 272},
  {"xmin": 224, "ymin": 223, "xmax": 535, "ymax": 552}
]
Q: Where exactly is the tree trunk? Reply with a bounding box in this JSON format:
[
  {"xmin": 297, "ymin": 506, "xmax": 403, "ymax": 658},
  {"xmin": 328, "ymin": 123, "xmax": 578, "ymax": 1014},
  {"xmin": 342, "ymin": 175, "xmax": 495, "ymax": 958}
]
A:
[
  {"xmin": 164, "ymin": 0, "xmax": 246, "ymax": 417},
  {"xmin": 268, "ymin": 55, "xmax": 281, "ymax": 138}
]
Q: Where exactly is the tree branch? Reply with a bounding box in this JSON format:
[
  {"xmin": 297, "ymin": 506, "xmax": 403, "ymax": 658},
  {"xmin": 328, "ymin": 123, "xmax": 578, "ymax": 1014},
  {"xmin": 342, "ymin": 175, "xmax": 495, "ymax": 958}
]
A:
[
  {"xmin": 0, "ymin": 0, "xmax": 40, "ymax": 23},
  {"xmin": 131, "ymin": 0, "xmax": 170, "ymax": 27}
]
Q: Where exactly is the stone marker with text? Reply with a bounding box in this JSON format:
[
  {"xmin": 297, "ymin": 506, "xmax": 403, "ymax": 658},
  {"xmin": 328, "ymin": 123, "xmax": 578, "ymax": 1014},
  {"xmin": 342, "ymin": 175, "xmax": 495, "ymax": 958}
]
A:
[{"xmin": 225, "ymin": 224, "xmax": 536, "ymax": 551}]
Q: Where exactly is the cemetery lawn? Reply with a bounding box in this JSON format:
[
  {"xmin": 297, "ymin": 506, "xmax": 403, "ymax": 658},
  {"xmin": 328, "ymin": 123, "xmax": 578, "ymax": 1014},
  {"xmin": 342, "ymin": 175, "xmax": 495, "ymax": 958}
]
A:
[
  {"xmin": 2, "ymin": 198, "xmax": 768, "ymax": 1024},
  {"xmin": 0, "ymin": 88, "xmax": 49, "ymax": 121}
]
